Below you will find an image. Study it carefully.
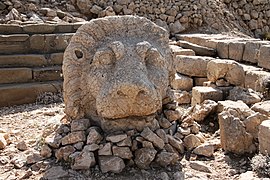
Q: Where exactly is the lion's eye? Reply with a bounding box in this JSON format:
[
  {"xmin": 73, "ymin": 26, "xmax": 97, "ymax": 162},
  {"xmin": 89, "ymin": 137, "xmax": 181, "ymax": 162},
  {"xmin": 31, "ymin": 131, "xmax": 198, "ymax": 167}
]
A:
[
  {"xmin": 75, "ymin": 50, "xmax": 83, "ymax": 59},
  {"xmin": 146, "ymin": 48, "xmax": 165, "ymax": 67},
  {"xmin": 93, "ymin": 49, "xmax": 113, "ymax": 65}
]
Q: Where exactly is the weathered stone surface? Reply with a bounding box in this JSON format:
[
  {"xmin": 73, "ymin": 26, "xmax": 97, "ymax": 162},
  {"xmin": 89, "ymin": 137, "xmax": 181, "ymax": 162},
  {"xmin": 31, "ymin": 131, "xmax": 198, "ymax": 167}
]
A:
[
  {"xmin": 86, "ymin": 127, "xmax": 103, "ymax": 144},
  {"xmin": 183, "ymin": 134, "xmax": 202, "ymax": 150},
  {"xmin": 40, "ymin": 145, "xmax": 52, "ymax": 158},
  {"xmin": 164, "ymin": 109, "xmax": 182, "ymax": 122},
  {"xmin": 219, "ymin": 109, "xmax": 255, "ymax": 154},
  {"xmin": 55, "ymin": 145, "xmax": 76, "ymax": 161},
  {"xmin": 0, "ymin": 67, "xmax": 32, "ymax": 84},
  {"xmin": 43, "ymin": 166, "xmax": 69, "ymax": 180},
  {"xmin": 158, "ymin": 117, "xmax": 172, "ymax": 129},
  {"xmin": 217, "ymin": 40, "xmax": 230, "ymax": 59},
  {"xmin": 61, "ymin": 131, "xmax": 86, "ymax": 145},
  {"xmin": 155, "ymin": 151, "xmax": 179, "ymax": 167},
  {"xmin": 117, "ymin": 137, "xmax": 132, "ymax": 147},
  {"xmin": 141, "ymin": 127, "xmax": 165, "ymax": 149},
  {"xmin": 228, "ymin": 41, "xmax": 245, "ymax": 61},
  {"xmin": 190, "ymin": 161, "xmax": 212, "ymax": 173},
  {"xmin": 63, "ymin": 16, "xmax": 173, "ymax": 132},
  {"xmin": 174, "ymin": 91, "xmax": 191, "ymax": 104},
  {"xmin": 217, "ymin": 100, "xmax": 250, "ymax": 113},
  {"xmin": 171, "ymin": 73, "xmax": 193, "ymax": 91},
  {"xmin": 258, "ymin": 120, "xmax": 270, "ymax": 155},
  {"xmin": 23, "ymin": 24, "xmax": 56, "ymax": 34},
  {"xmin": 245, "ymin": 70, "xmax": 270, "ymax": 92},
  {"xmin": 98, "ymin": 143, "xmax": 112, "ymax": 156},
  {"xmin": 0, "ymin": 133, "xmax": 7, "ymax": 150},
  {"xmin": 26, "ymin": 152, "xmax": 43, "ymax": 164},
  {"xmin": 191, "ymin": 86, "xmax": 223, "ymax": 106},
  {"xmin": 112, "ymin": 146, "xmax": 133, "ymax": 159},
  {"xmin": 243, "ymin": 41, "xmax": 267, "ymax": 64},
  {"xmin": 106, "ymin": 134, "xmax": 127, "ymax": 143},
  {"xmin": 71, "ymin": 119, "xmax": 90, "ymax": 132},
  {"xmin": 207, "ymin": 59, "xmax": 245, "ymax": 86},
  {"xmin": 251, "ymin": 101, "xmax": 270, "ymax": 117},
  {"xmin": 32, "ymin": 66, "xmax": 62, "ymax": 82},
  {"xmin": 99, "ymin": 156, "xmax": 125, "ymax": 173},
  {"xmin": 156, "ymin": 129, "xmax": 168, "ymax": 143},
  {"xmin": 227, "ymin": 87, "xmax": 261, "ymax": 105},
  {"xmin": 84, "ymin": 144, "xmax": 99, "ymax": 151},
  {"xmin": 72, "ymin": 151, "xmax": 96, "ymax": 170},
  {"xmin": 16, "ymin": 141, "xmax": 28, "ymax": 151},
  {"xmin": 0, "ymin": 34, "xmax": 29, "ymax": 42},
  {"xmin": 194, "ymin": 77, "xmax": 208, "ymax": 86},
  {"xmin": 134, "ymin": 148, "xmax": 157, "ymax": 169},
  {"xmin": 258, "ymin": 45, "xmax": 270, "ymax": 70},
  {"xmin": 175, "ymin": 55, "xmax": 213, "ymax": 77},
  {"xmin": 45, "ymin": 133, "xmax": 62, "ymax": 149},
  {"xmin": 193, "ymin": 144, "xmax": 215, "ymax": 157},
  {"xmin": 167, "ymin": 135, "xmax": 185, "ymax": 153},
  {"xmin": 191, "ymin": 100, "xmax": 218, "ymax": 122},
  {"xmin": 177, "ymin": 40, "xmax": 216, "ymax": 57}
]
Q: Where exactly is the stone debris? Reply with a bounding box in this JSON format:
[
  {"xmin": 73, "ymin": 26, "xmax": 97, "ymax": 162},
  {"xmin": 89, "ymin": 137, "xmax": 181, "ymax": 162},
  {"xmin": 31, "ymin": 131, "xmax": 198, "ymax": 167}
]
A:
[
  {"xmin": 99, "ymin": 156, "xmax": 125, "ymax": 173},
  {"xmin": 193, "ymin": 144, "xmax": 215, "ymax": 157},
  {"xmin": 189, "ymin": 161, "xmax": 212, "ymax": 173},
  {"xmin": 258, "ymin": 120, "xmax": 270, "ymax": 155}
]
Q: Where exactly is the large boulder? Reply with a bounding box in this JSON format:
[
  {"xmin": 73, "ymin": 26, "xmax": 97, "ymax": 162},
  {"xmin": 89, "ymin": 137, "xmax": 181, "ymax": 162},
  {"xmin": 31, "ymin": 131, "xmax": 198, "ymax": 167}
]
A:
[{"xmin": 63, "ymin": 16, "xmax": 173, "ymax": 131}]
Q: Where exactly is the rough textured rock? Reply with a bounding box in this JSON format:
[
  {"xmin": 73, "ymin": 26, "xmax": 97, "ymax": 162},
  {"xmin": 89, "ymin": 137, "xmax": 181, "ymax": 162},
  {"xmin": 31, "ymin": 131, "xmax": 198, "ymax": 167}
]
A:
[
  {"xmin": 191, "ymin": 87, "xmax": 223, "ymax": 106},
  {"xmin": 134, "ymin": 148, "xmax": 157, "ymax": 169},
  {"xmin": 218, "ymin": 109, "xmax": 255, "ymax": 154},
  {"xmin": 0, "ymin": 133, "xmax": 7, "ymax": 150},
  {"xmin": 86, "ymin": 127, "xmax": 103, "ymax": 144},
  {"xmin": 183, "ymin": 134, "xmax": 202, "ymax": 150},
  {"xmin": 141, "ymin": 127, "xmax": 165, "ymax": 149},
  {"xmin": 190, "ymin": 161, "xmax": 212, "ymax": 173},
  {"xmin": 190, "ymin": 100, "xmax": 218, "ymax": 122},
  {"xmin": 61, "ymin": 131, "xmax": 86, "ymax": 145},
  {"xmin": 99, "ymin": 156, "xmax": 125, "ymax": 173},
  {"xmin": 112, "ymin": 146, "xmax": 133, "ymax": 159},
  {"xmin": 63, "ymin": 15, "xmax": 173, "ymax": 131},
  {"xmin": 207, "ymin": 59, "xmax": 245, "ymax": 86},
  {"xmin": 251, "ymin": 101, "xmax": 270, "ymax": 117},
  {"xmin": 155, "ymin": 151, "xmax": 179, "ymax": 167},
  {"xmin": 258, "ymin": 120, "xmax": 270, "ymax": 155},
  {"xmin": 72, "ymin": 151, "xmax": 96, "ymax": 170},
  {"xmin": 227, "ymin": 87, "xmax": 261, "ymax": 105},
  {"xmin": 171, "ymin": 73, "xmax": 193, "ymax": 91},
  {"xmin": 193, "ymin": 144, "xmax": 215, "ymax": 157},
  {"xmin": 71, "ymin": 118, "xmax": 90, "ymax": 132},
  {"xmin": 217, "ymin": 100, "xmax": 250, "ymax": 113}
]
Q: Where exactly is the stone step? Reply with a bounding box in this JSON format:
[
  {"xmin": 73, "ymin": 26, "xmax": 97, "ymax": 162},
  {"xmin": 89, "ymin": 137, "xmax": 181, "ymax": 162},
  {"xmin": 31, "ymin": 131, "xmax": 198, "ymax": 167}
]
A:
[
  {"xmin": 0, "ymin": 53, "xmax": 63, "ymax": 67},
  {"xmin": 0, "ymin": 81, "xmax": 62, "ymax": 107},
  {"xmin": 0, "ymin": 33, "xmax": 73, "ymax": 55},
  {"xmin": 0, "ymin": 22, "xmax": 85, "ymax": 35},
  {"xmin": 0, "ymin": 66, "xmax": 62, "ymax": 84}
]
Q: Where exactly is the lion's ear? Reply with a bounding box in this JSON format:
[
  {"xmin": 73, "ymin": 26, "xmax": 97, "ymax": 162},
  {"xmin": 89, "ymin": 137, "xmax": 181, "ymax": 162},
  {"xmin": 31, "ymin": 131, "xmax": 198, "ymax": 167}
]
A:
[
  {"xmin": 109, "ymin": 41, "xmax": 125, "ymax": 60},
  {"xmin": 136, "ymin": 41, "xmax": 151, "ymax": 60}
]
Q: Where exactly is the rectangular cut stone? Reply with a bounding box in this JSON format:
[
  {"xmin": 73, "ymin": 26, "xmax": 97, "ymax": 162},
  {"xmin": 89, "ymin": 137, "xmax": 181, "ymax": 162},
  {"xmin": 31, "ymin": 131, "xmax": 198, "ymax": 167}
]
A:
[
  {"xmin": 245, "ymin": 70, "xmax": 270, "ymax": 92},
  {"xmin": 0, "ymin": 81, "xmax": 62, "ymax": 107},
  {"xmin": 0, "ymin": 54, "xmax": 47, "ymax": 67},
  {"xmin": 55, "ymin": 24, "xmax": 74, "ymax": 33},
  {"xmin": 177, "ymin": 40, "xmax": 216, "ymax": 57},
  {"xmin": 0, "ymin": 24, "xmax": 23, "ymax": 34},
  {"xmin": 259, "ymin": 120, "xmax": 270, "ymax": 155},
  {"xmin": 171, "ymin": 73, "xmax": 193, "ymax": 91},
  {"xmin": 0, "ymin": 42, "xmax": 27, "ymax": 55},
  {"xmin": 217, "ymin": 40, "xmax": 230, "ymax": 59},
  {"xmin": 49, "ymin": 53, "xmax": 64, "ymax": 65},
  {"xmin": 175, "ymin": 55, "xmax": 214, "ymax": 77},
  {"xmin": 191, "ymin": 86, "xmax": 223, "ymax": 106},
  {"xmin": 243, "ymin": 41, "xmax": 268, "ymax": 64},
  {"xmin": 23, "ymin": 24, "xmax": 56, "ymax": 34},
  {"xmin": 32, "ymin": 66, "xmax": 62, "ymax": 81},
  {"xmin": 0, "ymin": 68, "xmax": 32, "ymax": 84},
  {"xmin": 0, "ymin": 34, "xmax": 29, "ymax": 42},
  {"xmin": 229, "ymin": 41, "xmax": 245, "ymax": 61},
  {"xmin": 258, "ymin": 45, "xmax": 270, "ymax": 70}
]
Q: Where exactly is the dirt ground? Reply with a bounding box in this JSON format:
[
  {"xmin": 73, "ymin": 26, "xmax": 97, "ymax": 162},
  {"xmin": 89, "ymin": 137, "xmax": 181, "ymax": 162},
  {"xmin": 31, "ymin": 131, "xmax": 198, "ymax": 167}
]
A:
[{"xmin": 0, "ymin": 99, "xmax": 266, "ymax": 180}]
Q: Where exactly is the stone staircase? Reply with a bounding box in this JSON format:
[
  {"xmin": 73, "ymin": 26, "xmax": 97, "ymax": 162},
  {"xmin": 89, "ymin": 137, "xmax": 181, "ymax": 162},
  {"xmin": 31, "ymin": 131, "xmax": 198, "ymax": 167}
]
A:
[{"xmin": 0, "ymin": 23, "xmax": 85, "ymax": 107}]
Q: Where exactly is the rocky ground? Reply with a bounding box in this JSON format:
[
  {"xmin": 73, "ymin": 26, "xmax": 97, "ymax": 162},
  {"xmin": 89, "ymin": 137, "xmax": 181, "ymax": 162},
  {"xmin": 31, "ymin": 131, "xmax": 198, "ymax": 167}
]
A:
[{"xmin": 0, "ymin": 94, "xmax": 267, "ymax": 180}]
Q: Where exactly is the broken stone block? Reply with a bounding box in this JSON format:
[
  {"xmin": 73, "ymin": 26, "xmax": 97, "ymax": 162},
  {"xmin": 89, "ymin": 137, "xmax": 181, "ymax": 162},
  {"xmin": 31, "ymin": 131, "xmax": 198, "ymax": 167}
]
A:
[
  {"xmin": 141, "ymin": 127, "xmax": 165, "ymax": 149},
  {"xmin": 171, "ymin": 73, "xmax": 193, "ymax": 91},
  {"xmin": 40, "ymin": 145, "xmax": 52, "ymax": 158},
  {"xmin": 116, "ymin": 137, "xmax": 132, "ymax": 147},
  {"xmin": 194, "ymin": 77, "xmax": 208, "ymax": 86},
  {"xmin": 134, "ymin": 148, "xmax": 157, "ymax": 169},
  {"xmin": 55, "ymin": 145, "xmax": 76, "ymax": 161},
  {"xmin": 84, "ymin": 144, "xmax": 99, "ymax": 151},
  {"xmin": 112, "ymin": 146, "xmax": 133, "ymax": 159},
  {"xmin": 217, "ymin": 40, "xmax": 229, "ymax": 59},
  {"xmin": 16, "ymin": 141, "xmax": 28, "ymax": 151},
  {"xmin": 191, "ymin": 86, "xmax": 223, "ymax": 106},
  {"xmin": 190, "ymin": 161, "xmax": 212, "ymax": 173},
  {"xmin": 158, "ymin": 117, "xmax": 172, "ymax": 129},
  {"xmin": 258, "ymin": 45, "xmax": 270, "ymax": 70},
  {"xmin": 72, "ymin": 151, "xmax": 96, "ymax": 170},
  {"xmin": 245, "ymin": 70, "xmax": 270, "ymax": 93},
  {"xmin": 219, "ymin": 109, "xmax": 255, "ymax": 154},
  {"xmin": 167, "ymin": 135, "xmax": 185, "ymax": 153},
  {"xmin": 45, "ymin": 133, "xmax": 62, "ymax": 148},
  {"xmin": 258, "ymin": 120, "xmax": 270, "ymax": 155},
  {"xmin": 227, "ymin": 87, "xmax": 261, "ymax": 105},
  {"xmin": 155, "ymin": 151, "xmax": 179, "ymax": 167},
  {"xmin": 183, "ymin": 134, "xmax": 202, "ymax": 150},
  {"xmin": 243, "ymin": 41, "xmax": 268, "ymax": 64},
  {"xmin": 228, "ymin": 41, "xmax": 245, "ymax": 61},
  {"xmin": 86, "ymin": 127, "xmax": 103, "ymax": 144},
  {"xmin": 177, "ymin": 40, "xmax": 216, "ymax": 57},
  {"xmin": 99, "ymin": 156, "xmax": 125, "ymax": 173},
  {"xmin": 164, "ymin": 109, "xmax": 182, "ymax": 121},
  {"xmin": 217, "ymin": 100, "xmax": 250, "ymax": 113},
  {"xmin": 106, "ymin": 134, "xmax": 127, "ymax": 143},
  {"xmin": 191, "ymin": 100, "xmax": 218, "ymax": 122},
  {"xmin": 98, "ymin": 143, "xmax": 112, "ymax": 156},
  {"xmin": 71, "ymin": 119, "xmax": 90, "ymax": 132},
  {"xmin": 251, "ymin": 101, "xmax": 270, "ymax": 117},
  {"xmin": 174, "ymin": 91, "xmax": 191, "ymax": 104},
  {"xmin": 155, "ymin": 129, "xmax": 168, "ymax": 143},
  {"xmin": 61, "ymin": 131, "xmax": 86, "ymax": 145},
  {"xmin": 0, "ymin": 134, "xmax": 7, "ymax": 150},
  {"xmin": 175, "ymin": 55, "xmax": 214, "ymax": 77},
  {"xmin": 207, "ymin": 59, "xmax": 245, "ymax": 86},
  {"xmin": 193, "ymin": 144, "xmax": 215, "ymax": 157}
]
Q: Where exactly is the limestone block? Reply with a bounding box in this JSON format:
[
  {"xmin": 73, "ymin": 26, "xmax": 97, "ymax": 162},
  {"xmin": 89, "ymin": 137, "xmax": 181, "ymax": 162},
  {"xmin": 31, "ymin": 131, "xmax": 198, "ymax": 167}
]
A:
[
  {"xmin": 169, "ymin": 45, "xmax": 195, "ymax": 57},
  {"xmin": 228, "ymin": 41, "xmax": 245, "ymax": 61},
  {"xmin": 217, "ymin": 40, "xmax": 229, "ymax": 59},
  {"xmin": 0, "ymin": 68, "xmax": 32, "ymax": 84},
  {"xmin": 0, "ymin": 34, "xmax": 29, "ymax": 42},
  {"xmin": 194, "ymin": 77, "xmax": 208, "ymax": 86},
  {"xmin": 0, "ymin": 54, "xmax": 47, "ymax": 67},
  {"xmin": 191, "ymin": 86, "xmax": 223, "ymax": 106},
  {"xmin": 245, "ymin": 70, "xmax": 270, "ymax": 92},
  {"xmin": 227, "ymin": 87, "xmax": 261, "ymax": 105},
  {"xmin": 171, "ymin": 73, "xmax": 193, "ymax": 91},
  {"xmin": 219, "ymin": 109, "xmax": 255, "ymax": 154},
  {"xmin": 243, "ymin": 41, "xmax": 268, "ymax": 64},
  {"xmin": 177, "ymin": 40, "xmax": 216, "ymax": 57},
  {"xmin": 251, "ymin": 101, "xmax": 270, "ymax": 117},
  {"xmin": 32, "ymin": 66, "xmax": 62, "ymax": 81},
  {"xmin": 0, "ymin": 42, "xmax": 27, "ymax": 55},
  {"xmin": 175, "ymin": 55, "xmax": 214, "ymax": 77},
  {"xmin": 258, "ymin": 120, "xmax": 270, "ymax": 155},
  {"xmin": 0, "ymin": 24, "xmax": 23, "ymax": 34},
  {"xmin": 23, "ymin": 24, "xmax": 56, "ymax": 34},
  {"xmin": 258, "ymin": 45, "xmax": 270, "ymax": 70},
  {"xmin": 217, "ymin": 100, "xmax": 250, "ymax": 113},
  {"xmin": 207, "ymin": 59, "xmax": 245, "ymax": 86}
]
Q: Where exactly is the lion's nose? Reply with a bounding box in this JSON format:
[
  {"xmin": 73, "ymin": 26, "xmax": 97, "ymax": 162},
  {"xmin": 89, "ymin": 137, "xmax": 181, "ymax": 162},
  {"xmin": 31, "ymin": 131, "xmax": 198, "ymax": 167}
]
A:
[{"xmin": 115, "ymin": 81, "xmax": 150, "ymax": 100}]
